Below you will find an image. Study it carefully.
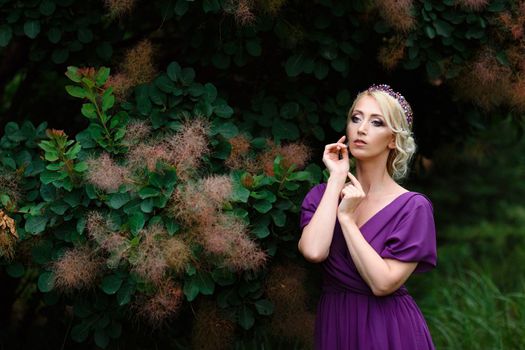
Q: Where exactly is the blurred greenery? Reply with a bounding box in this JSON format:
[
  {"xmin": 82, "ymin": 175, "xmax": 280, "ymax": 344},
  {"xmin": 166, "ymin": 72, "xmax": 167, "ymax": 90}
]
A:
[{"xmin": 1, "ymin": 0, "xmax": 525, "ymax": 349}]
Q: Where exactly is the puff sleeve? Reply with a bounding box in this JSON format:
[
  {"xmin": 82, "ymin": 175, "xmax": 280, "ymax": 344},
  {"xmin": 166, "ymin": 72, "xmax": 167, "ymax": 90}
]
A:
[
  {"xmin": 380, "ymin": 194, "xmax": 437, "ymax": 273},
  {"xmin": 299, "ymin": 183, "xmax": 327, "ymax": 230}
]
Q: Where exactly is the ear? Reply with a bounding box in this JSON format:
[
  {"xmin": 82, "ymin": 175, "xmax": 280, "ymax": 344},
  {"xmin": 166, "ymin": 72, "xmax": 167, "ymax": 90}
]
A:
[{"xmin": 387, "ymin": 134, "xmax": 396, "ymax": 149}]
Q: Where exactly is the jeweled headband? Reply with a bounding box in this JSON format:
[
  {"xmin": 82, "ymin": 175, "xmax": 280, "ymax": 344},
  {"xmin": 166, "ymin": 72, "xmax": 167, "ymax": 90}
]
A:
[{"xmin": 367, "ymin": 84, "xmax": 413, "ymax": 126}]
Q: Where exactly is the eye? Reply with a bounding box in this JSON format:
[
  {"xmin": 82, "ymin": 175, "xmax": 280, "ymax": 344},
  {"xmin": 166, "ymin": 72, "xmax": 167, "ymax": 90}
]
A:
[
  {"xmin": 351, "ymin": 115, "xmax": 361, "ymax": 123},
  {"xmin": 372, "ymin": 119, "xmax": 384, "ymax": 127}
]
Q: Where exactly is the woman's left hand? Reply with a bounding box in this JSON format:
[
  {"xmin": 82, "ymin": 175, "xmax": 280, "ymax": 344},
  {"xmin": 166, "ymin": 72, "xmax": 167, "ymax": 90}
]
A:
[{"xmin": 337, "ymin": 172, "xmax": 366, "ymax": 223}]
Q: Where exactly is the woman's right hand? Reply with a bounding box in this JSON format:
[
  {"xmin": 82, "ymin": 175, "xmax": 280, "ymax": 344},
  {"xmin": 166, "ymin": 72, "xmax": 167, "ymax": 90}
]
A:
[{"xmin": 322, "ymin": 135, "xmax": 350, "ymax": 178}]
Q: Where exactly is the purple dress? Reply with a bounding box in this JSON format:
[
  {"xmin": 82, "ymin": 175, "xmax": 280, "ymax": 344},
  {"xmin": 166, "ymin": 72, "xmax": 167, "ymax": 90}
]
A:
[{"xmin": 300, "ymin": 183, "xmax": 437, "ymax": 350}]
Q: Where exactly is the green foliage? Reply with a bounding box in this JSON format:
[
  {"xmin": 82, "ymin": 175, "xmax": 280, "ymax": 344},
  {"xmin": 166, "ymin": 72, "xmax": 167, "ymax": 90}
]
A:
[
  {"xmin": 392, "ymin": 0, "xmax": 509, "ymax": 79},
  {"xmin": 0, "ymin": 0, "xmax": 116, "ymax": 64},
  {"xmin": 0, "ymin": 63, "xmax": 320, "ymax": 348},
  {"xmin": 65, "ymin": 66, "xmax": 128, "ymax": 153},
  {"xmin": 1, "ymin": 0, "xmax": 525, "ymax": 348},
  {"xmin": 423, "ymin": 271, "xmax": 525, "ymax": 349}
]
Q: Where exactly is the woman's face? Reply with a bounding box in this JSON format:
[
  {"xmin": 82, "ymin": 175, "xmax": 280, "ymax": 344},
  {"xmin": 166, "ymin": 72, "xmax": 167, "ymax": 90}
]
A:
[{"xmin": 346, "ymin": 94, "xmax": 396, "ymax": 160}]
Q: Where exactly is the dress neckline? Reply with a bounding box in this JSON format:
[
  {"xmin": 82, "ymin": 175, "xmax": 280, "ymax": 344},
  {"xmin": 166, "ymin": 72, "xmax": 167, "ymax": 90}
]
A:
[{"xmin": 357, "ymin": 191, "xmax": 413, "ymax": 230}]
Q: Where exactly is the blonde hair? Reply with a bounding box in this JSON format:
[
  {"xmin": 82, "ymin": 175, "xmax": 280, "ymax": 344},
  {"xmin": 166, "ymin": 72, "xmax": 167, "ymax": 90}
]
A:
[{"xmin": 347, "ymin": 89, "xmax": 416, "ymax": 181}]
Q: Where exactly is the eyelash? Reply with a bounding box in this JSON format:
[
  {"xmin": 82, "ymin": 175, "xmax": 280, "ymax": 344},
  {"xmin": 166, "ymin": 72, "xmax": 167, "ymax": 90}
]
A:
[{"xmin": 351, "ymin": 115, "xmax": 384, "ymax": 127}]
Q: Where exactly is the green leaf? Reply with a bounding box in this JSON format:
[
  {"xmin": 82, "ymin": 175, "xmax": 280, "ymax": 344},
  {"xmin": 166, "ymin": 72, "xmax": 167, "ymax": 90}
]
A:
[
  {"xmin": 50, "ymin": 201, "xmax": 69, "ymax": 215},
  {"xmin": 65, "ymin": 85, "xmax": 86, "ymax": 98},
  {"xmin": 336, "ymin": 90, "xmax": 351, "ymax": 106},
  {"xmin": 155, "ymin": 75, "xmax": 175, "ymax": 93},
  {"xmin": 211, "ymin": 268, "xmax": 236, "ymax": 286},
  {"xmin": 254, "ymin": 299, "xmax": 274, "ymax": 315},
  {"xmin": 164, "ymin": 218, "xmax": 180, "ymax": 235},
  {"xmin": 40, "ymin": 170, "xmax": 65, "ymax": 184},
  {"xmin": 183, "ymin": 278, "xmax": 199, "ymax": 301},
  {"xmin": 25, "ymin": 215, "xmax": 48, "ymax": 234},
  {"xmin": 128, "ymin": 212, "xmax": 145, "ymax": 235},
  {"xmin": 252, "ymin": 223, "xmax": 270, "ymax": 239},
  {"xmin": 272, "ymin": 119, "xmax": 299, "ymax": 141},
  {"xmin": 180, "ymin": 68, "xmax": 195, "ymax": 86},
  {"xmin": 250, "ymin": 190, "xmax": 276, "ymax": 202},
  {"xmin": 203, "ymin": 0, "xmax": 220, "ymax": 13},
  {"xmin": 426, "ymin": 61, "xmax": 441, "ymax": 79},
  {"xmin": 94, "ymin": 329, "xmax": 109, "ymax": 349},
  {"xmin": 203, "ymin": 83, "xmax": 218, "ymax": 102},
  {"xmin": 288, "ymin": 171, "xmax": 311, "ymax": 181},
  {"xmin": 238, "ymin": 305, "xmax": 255, "ymax": 330},
  {"xmin": 0, "ymin": 25, "xmax": 13, "ymax": 47},
  {"xmin": 140, "ymin": 198, "xmax": 154, "ymax": 213},
  {"xmin": 2, "ymin": 156, "xmax": 16, "ymax": 170},
  {"xmin": 77, "ymin": 28, "xmax": 93, "ymax": 44},
  {"xmin": 280, "ymin": 102, "xmax": 300, "ymax": 119},
  {"xmin": 214, "ymin": 104, "xmax": 234, "ymax": 118},
  {"xmin": 71, "ymin": 321, "xmax": 90, "ymax": 343},
  {"xmin": 74, "ymin": 161, "xmax": 88, "ymax": 172},
  {"xmin": 44, "ymin": 151, "xmax": 59, "ymax": 161},
  {"xmin": 107, "ymin": 321, "xmax": 122, "ymax": 339},
  {"xmin": 424, "ymin": 26, "xmax": 436, "ymax": 39},
  {"xmin": 100, "ymin": 274, "xmax": 123, "ymax": 295},
  {"xmin": 271, "ymin": 209, "xmax": 286, "ymax": 227},
  {"xmin": 174, "ymin": 0, "xmax": 189, "ymax": 16},
  {"xmin": 32, "ymin": 241, "xmax": 53, "ymax": 264},
  {"xmin": 51, "ymin": 48, "xmax": 69, "ymax": 64},
  {"xmin": 245, "ymin": 39, "xmax": 262, "ymax": 57},
  {"xmin": 24, "ymin": 20, "xmax": 40, "ymax": 39},
  {"xmin": 38, "ymin": 271, "xmax": 55, "ymax": 292},
  {"xmin": 65, "ymin": 143, "xmax": 81, "ymax": 158},
  {"xmin": 138, "ymin": 187, "xmax": 160, "ymax": 199},
  {"xmin": 285, "ymin": 54, "xmax": 306, "ymax": 77},
  {"xmin": 212, "ymin": 139, "xmax": 231, "ymax": 160},
  {"xmin": 331, "ymin": 57, "xmax": 348, "ymax": 72},
  {"xmin": 81, "ymin": 103, "xmax": 98, "ymax": 119},
  {"xmin": 102, "ymin": 90, "xmax": 115, "ymax": 111},
  {"xmin": 231, "ymin": 177, "xmax": 250, "ymax": 203},
  {"xmin": 254, "ymin": 200, "xmax": 272, "ymax": 213},
  {"xmin": 95, "ymin": 67, "xmax": 110, "ymax": 86},
  {"xmin": 1, "ymin": 194, "xmax": 11, "ymax": 206},
  {"xmin": 66, "ymin": 66, "xmax": 81, "ymax": 83},
  {"xmin": 108, "ymin": 193, "xmax": 131, "ymax": 209},
  {"xmin": 39, "ymin": 0, "xmax": 56, "ymax": 16},
  {"xmin": 496, "ymin": 51, "xmax": 510, "ymax": 66},
  {"xmin": 433, "ymin": 19, "xmax": 454, "ymax": 37},
  {"xmin": 314, "ymin": 61, "xmax": 329, "ymax": 80},
  {"xmin": 6, "ymin": 262, "xmax": 25, "ymax": 278},
  {"xmin": 212, "ymin": 121, "xmax": 238, "ymax": 138}
]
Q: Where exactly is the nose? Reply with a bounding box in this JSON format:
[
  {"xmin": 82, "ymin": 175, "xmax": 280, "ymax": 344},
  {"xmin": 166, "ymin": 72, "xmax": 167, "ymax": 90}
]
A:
[{"xmin": 357, "ymin": 120, "xmax": 367, "ymax": 135}]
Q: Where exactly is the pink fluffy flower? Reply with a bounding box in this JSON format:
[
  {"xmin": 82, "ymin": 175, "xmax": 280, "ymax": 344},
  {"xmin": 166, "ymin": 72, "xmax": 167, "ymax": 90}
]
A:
[
  {"xmin": 135, "ymin": 279, "xmax": 183, "ymax": 327},
  {"xmin": 52, "ymin": 246, "xmax": 102, "ymax": 291},
  {"xmin": 163, "ymin": 118, "xmax": 210, "ymax": 180},
  {"xmin": 131, "ymin": 224, "xmax": 169, "ymax": 285},
  {"xmin": 85, "ymin": 153, "xmax": 130, "ymax": 192}
]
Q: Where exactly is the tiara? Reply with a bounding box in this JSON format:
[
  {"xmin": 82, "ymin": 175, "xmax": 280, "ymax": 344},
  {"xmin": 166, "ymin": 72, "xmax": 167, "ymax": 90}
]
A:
[{"xmin": 367, "ymin": 84, "xmax": 413, "ymax": 126}]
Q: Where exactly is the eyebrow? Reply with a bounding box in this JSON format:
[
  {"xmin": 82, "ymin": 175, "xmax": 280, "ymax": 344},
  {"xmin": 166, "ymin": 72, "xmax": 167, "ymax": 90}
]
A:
[{"xmin": 352, "ymin": 109, "xmax": 384, "ymax": 118}]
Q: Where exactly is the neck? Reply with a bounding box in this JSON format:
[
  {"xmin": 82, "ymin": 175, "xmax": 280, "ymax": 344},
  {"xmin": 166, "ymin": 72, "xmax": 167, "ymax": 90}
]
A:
[{"xmin": 354, "ymin": 153, "xmax": 396, "ymax": 196}]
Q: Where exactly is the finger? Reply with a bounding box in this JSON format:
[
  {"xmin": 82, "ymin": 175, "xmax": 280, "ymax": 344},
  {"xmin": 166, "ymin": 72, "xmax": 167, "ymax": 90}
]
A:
[
  {"xmin": 339, "ymin": 143, "xmax": 349, "ymax": 159},
  {"xmin": 337, "ymin": 135, "xmax": 346, "ymax": 144},
  {"xmin": 347, "ymin": 172, "xmax": 364, "ymax": 192},
  {"xmin": 324, "ymin": 142, "xmax": 343, "ymax": 151}
]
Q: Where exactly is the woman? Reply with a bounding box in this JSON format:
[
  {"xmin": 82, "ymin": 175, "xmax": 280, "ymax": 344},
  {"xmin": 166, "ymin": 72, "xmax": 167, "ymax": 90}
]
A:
[{"xmin": 298, "ymin": 84, "xmax": 437, "ymax": 349}]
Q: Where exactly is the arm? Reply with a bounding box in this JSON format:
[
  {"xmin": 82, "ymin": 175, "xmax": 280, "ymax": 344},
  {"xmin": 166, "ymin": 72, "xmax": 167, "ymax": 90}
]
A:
[
  {"xmin": 298, "ymin": 135, "xmax": 349, "ymax": 263},
  {"xmin": 337, "ymin": 172, "xmax": 417, "ymax": 296},
  {"xmin": 338, "ymin": 216, "xmax": 417, "ymax": 296},
  {"xmin": 298, "ymin": 175, "xmax": 346, "ymax": 263}
]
